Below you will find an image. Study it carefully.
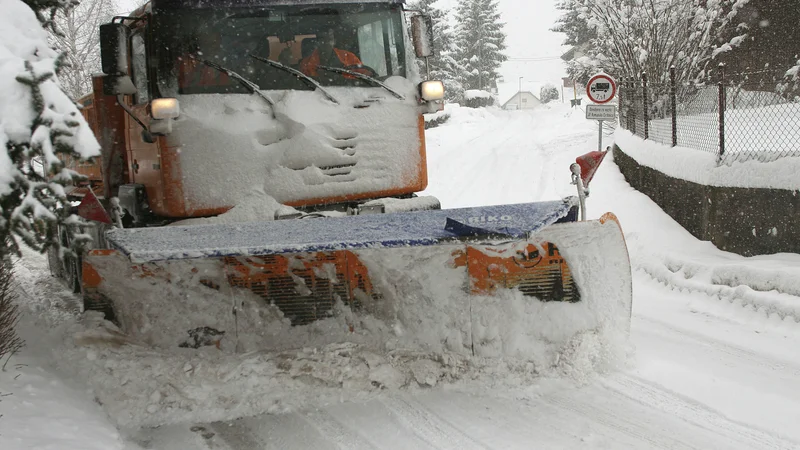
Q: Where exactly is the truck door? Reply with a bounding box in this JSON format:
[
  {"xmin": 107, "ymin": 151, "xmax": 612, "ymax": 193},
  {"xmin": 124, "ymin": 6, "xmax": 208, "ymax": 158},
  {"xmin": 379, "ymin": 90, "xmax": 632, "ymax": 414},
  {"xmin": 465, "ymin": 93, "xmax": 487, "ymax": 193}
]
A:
[{"xmin": 126, "ymin": 26, "xmax": 166, "ymax": 212}]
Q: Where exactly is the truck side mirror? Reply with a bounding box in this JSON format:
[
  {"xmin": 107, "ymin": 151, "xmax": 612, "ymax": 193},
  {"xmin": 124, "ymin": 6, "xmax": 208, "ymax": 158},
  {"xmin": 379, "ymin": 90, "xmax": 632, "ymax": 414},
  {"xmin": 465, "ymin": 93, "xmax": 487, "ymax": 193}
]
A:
[
  {"xmin": 99, "ymin": 23, "xmax": 137, "ymax": 95},
  {"xmin": 410, "ymin": 15, "xmax": 434, "ymax": 58}
]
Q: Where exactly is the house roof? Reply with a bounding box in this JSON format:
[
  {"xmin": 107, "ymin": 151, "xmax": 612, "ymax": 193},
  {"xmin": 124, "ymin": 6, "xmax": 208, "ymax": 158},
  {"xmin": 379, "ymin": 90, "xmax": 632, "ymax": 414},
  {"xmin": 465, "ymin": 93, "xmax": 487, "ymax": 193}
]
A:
[{"xmin": 501, "ymin": 91, "xmax": 540, "ymax": 108}]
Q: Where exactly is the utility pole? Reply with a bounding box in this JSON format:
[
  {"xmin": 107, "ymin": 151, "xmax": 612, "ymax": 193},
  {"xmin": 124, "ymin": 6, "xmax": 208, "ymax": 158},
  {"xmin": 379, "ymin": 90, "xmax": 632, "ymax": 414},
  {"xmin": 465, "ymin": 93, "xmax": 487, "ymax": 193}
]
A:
[{"xmin": 518, "ymin": 77, "xmax": 523, "ymax": 109}]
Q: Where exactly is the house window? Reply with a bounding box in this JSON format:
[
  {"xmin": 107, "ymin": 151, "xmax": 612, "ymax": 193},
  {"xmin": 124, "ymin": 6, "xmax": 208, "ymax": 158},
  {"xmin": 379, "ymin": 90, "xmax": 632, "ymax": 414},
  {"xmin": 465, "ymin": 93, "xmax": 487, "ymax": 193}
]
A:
[{"xmin": 521, "ymin": 97, "xmax": 527, "ymax": 103}]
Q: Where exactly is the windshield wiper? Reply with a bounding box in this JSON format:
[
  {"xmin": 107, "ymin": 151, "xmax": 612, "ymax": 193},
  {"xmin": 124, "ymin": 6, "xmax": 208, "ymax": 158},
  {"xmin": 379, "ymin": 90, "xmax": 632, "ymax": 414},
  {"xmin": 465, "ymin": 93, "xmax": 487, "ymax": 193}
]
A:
[
  {"xmin": 318, "ymin": 66, "xmax": 405, "ymax": 100},
  {"xmin": 190, "ymin": 55, "xmax": 276, "ymax": 111},
  {"xmin": 249, "ymin": 54, "xmax": 339, "ymax": 105}
]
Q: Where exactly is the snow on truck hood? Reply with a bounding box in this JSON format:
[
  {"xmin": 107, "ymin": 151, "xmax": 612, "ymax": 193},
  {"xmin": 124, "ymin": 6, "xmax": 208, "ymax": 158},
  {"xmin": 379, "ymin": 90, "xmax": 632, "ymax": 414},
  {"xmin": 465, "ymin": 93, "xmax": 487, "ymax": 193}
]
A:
[{"xmin": 170, "ymin": 77, "xmax": 423, "ymax": 211}]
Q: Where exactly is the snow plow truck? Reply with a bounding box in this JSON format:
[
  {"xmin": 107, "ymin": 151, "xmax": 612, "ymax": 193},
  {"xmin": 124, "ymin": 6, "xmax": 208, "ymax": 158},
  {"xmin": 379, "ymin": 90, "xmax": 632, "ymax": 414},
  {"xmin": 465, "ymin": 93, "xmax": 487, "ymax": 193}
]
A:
[{"xmin": 51, "ymin": 0, "xmax": 632, "ymax": 362}]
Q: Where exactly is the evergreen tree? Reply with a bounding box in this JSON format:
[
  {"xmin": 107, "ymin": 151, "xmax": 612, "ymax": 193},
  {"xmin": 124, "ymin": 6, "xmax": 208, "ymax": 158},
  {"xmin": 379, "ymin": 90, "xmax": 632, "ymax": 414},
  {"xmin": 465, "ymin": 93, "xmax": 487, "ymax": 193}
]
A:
[
  {"xmin": 408, "ymin": 0, "xmax": 463, "ymax": 102},
  {"xmin": 453, "ymin": 0, "xmax": 507, "ymax": 93},
  {"xmin": 1, "ymin": 0, "xmax": 100, "ymax": 260},
  {"xmin": 551, "ymin": 0, "xmax": 595, "ymax": 47}
]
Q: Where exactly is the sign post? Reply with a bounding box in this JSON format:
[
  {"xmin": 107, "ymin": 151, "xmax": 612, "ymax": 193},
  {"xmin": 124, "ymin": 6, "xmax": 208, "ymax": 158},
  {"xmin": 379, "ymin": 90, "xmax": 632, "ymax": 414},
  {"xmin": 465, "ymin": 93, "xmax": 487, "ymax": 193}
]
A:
[{"xmin": 585, "ymin": 73, "xmax": 617, "ymax": 151}]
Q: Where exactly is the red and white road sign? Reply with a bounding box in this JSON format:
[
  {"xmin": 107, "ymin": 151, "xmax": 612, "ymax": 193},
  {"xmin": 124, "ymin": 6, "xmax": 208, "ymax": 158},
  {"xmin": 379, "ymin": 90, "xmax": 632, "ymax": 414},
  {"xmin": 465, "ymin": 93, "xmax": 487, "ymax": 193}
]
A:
[{"xmin": 586, "ymin": 73, "xmax": 616, "ymax": 104}]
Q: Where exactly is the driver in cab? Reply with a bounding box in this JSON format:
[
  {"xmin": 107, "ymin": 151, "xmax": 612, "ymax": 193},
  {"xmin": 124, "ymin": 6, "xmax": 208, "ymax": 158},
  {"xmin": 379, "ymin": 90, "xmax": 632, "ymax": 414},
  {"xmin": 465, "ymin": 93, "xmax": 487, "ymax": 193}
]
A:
[{"xmin": 299, "ymin": 27, "xmax": 366, "ymax": 77}]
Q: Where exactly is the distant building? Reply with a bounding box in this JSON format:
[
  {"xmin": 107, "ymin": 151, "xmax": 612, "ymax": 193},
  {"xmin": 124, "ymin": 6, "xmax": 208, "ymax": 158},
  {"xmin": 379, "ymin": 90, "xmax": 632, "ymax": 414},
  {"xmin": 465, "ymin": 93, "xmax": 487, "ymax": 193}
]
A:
[{"xmin": 502, "ymin": 91, "xmax": 541, "ymax": 110}]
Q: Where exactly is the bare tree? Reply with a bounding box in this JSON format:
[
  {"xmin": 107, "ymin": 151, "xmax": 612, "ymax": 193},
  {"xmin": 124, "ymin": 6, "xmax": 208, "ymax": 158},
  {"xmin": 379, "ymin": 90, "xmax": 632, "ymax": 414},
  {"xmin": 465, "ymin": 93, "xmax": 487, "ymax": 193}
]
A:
[{"xmin": 48, "ymin": 0, "xmax": 117, "ymax": 99}]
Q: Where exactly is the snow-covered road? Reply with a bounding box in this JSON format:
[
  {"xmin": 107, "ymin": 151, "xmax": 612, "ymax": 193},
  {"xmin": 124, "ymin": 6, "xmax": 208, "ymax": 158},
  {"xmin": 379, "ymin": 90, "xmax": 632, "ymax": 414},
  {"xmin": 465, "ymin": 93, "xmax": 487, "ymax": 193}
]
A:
[{"xmin": 3, "ymin": 103, "xmax": 800, "ymax": 449}]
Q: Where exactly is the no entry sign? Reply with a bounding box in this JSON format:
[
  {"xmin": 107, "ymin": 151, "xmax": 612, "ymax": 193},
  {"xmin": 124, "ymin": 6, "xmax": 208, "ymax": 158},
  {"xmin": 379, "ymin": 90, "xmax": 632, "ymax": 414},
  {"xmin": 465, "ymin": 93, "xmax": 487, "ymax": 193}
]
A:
[{"xmin": 586, "ymin": 73, "xmax": 616, "ymax": 104}]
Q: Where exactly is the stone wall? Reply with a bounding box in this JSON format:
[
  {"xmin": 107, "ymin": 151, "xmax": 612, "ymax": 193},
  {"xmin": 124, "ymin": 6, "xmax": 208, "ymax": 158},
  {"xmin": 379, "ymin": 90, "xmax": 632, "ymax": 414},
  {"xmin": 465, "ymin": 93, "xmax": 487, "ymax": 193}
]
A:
[{"xmin": 613, "ymin": 144, "xmax": 800, "ymax": 256}]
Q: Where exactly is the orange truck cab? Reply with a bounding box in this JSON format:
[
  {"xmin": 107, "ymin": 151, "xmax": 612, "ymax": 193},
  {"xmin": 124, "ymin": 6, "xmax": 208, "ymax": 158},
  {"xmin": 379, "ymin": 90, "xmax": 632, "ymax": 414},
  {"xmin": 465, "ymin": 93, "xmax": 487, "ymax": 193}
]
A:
[{"xmin": 70, "ymin": 0, "xmax": 444, "ymax": 229}]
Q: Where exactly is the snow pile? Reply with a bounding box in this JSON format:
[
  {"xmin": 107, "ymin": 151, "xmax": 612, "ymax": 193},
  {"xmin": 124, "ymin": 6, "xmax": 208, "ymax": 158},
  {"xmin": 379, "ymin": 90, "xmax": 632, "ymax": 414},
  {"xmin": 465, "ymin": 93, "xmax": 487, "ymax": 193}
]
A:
[
  {"xmin": 53, "ymin": 309, "xmax": 625, "ymax": 428},
  {"xmin": 170, "ymin": 188, "xmax": 299, "ymax": 226},
  {"xmin": 0, "ymin": 248, "xmax": 123, "ymax": 450},
  {"xmin": 614, "ymin": 129, "xmax": 800, "ymax": 190},
  {"xmin": 0, "ymin": 0, "xmax": 99, "ymax": 191},
  {"xmin": 51, "ymin": 223, "xmax": 631, "ymax": 428},
  {"xmin": 588, "ymin": 147, "xmax": 800, "ymax": 327},
  {"xmin": 636, "ymin": 252, "xmax": 800, "ymax": 324}
]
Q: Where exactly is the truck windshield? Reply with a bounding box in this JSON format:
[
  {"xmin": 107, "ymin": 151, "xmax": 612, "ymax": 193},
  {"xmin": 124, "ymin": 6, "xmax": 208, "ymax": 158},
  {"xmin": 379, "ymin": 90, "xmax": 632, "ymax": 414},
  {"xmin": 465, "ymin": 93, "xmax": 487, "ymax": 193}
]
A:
[{"xmin": 154, "ymin": 5, "xmax": 407, "ymax": 95}]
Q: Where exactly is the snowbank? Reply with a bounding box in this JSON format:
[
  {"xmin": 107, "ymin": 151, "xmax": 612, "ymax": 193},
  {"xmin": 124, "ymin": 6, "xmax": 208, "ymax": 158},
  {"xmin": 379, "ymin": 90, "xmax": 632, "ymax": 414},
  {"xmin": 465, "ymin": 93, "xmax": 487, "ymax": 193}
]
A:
[
  {"xmin": 614, "ymin": 129, "xmax": 800, "ymax": 190},
  {"xmin": 589, "ymin": 148, "xmax": 800, "ymax": 325},
  {"xmin": 0, "ymin": 356, "xmax": 123, "ymax": 450},
  {"xmin": 0, "ymin": 249, "xmax": 124, "ymax": 450}
]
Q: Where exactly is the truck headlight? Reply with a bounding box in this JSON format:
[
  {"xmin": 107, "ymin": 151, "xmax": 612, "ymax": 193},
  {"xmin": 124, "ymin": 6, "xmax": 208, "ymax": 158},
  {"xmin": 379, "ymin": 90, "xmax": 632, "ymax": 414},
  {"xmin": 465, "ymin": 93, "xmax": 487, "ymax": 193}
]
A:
[
  {"xmin": 151, "ymin": 98, "xmax": 180, "ymax": 120},
  {"xmin": 419, "ymin": 80, "xmax": 444, "ymax": 101}
]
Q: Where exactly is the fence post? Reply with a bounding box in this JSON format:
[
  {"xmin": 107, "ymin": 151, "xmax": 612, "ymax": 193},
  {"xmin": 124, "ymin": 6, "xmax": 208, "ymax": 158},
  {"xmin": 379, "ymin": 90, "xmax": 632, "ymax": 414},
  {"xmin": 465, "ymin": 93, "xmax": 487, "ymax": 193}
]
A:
[
  {"xmin": 618, "ymin": 78, "xmax": 624, "ymax": 128},
  {"xmin": 641, "ymin": 72, "xmax": 649, "ymax": 140},
  {"xmin": 718, "ymin": 63, "xmax": 726, "ymax": 159},
  {"xmin": 670, "ymin": 66, "xmax": 677, "ymax": 147}
]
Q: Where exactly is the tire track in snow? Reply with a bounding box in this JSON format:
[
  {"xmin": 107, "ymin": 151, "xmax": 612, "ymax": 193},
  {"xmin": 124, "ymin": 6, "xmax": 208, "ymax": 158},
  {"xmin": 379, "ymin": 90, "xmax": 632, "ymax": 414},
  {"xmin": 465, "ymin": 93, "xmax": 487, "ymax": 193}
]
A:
[
  {"xmin": 207, "ymin": 414, "xmax": 341, "ymax": 450},
  {"xmin": 636, "ymin": 313, "xmax": 800, "ymax": 376},
  {"xmin": 208, "ymin": 420, "xmax": 265, "ymax": 450},
  {"xmin": 538, "ymin": 393, "xmax": 680, "ymax": 449},
  {"xmin": 602, "ymin": 374, "xmax": 800, "ymax": 450},
  {"xmin": 301, "ymin": 409, "xmax": 379, "ymax": 450},
  {"xmin": 377, "ymin": 395, "xmax": 492, "ymax": 450}
]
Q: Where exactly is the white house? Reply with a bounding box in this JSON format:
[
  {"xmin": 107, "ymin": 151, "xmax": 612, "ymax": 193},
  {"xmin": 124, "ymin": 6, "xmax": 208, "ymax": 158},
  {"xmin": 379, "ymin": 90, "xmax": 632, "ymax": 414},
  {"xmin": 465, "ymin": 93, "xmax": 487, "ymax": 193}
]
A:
[{"xmin": 502, "ymin": 91, "xmax": 542, "ymax": 110}]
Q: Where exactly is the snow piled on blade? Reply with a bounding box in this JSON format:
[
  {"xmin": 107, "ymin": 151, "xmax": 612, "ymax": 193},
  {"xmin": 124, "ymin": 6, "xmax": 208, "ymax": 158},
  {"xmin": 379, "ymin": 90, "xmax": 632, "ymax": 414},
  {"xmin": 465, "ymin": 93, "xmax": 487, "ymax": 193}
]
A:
[{"xmin": 55, "ymin": 216, "xmax": 630, "ymax": 429}]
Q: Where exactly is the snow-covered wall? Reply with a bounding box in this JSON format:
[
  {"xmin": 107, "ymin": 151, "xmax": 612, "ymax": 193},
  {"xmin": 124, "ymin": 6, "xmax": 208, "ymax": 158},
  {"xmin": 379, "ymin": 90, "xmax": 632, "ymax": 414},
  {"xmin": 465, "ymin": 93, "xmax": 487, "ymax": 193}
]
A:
[
  {"xmin": 612, "ymin": 140, "xmax": 800, "ymax": 257},
  {"xmin": 614, "ymin": 129, "xmax": 800, "ymax": 191}
]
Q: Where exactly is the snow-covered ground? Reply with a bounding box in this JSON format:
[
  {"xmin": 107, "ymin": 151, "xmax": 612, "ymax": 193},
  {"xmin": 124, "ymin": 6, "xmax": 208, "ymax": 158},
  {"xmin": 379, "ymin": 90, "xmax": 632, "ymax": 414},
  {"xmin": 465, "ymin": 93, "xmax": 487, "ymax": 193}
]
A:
[{"xmin": 2, "ymin": 101, "xmax": 800, "ymax": 449}]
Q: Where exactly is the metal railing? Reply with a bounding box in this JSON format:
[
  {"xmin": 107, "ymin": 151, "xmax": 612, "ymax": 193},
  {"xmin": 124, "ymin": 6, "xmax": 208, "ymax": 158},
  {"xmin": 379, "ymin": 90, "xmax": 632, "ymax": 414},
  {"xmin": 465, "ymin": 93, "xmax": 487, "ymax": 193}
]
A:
[{"xmin": 618, "ymin": 66, "xmax": 800, "ymax": 165}]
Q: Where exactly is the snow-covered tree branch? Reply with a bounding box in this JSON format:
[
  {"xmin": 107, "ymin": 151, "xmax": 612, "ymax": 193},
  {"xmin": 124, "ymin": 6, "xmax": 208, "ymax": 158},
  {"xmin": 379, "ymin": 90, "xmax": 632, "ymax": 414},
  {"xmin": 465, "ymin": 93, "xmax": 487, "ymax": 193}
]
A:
[
  {"xmin": 1, "ymin": 0, "xmax": 101, "ymax": 259},
  {"xmin": 555, "ymin": 0, "xmax": 751, "ymax": 85}
]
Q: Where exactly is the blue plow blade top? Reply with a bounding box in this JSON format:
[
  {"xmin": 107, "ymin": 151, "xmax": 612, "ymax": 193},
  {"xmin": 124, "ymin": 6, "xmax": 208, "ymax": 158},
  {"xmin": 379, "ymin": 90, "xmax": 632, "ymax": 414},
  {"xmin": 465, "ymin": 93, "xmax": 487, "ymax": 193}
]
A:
[{"xmin": 105, "ymin": 197, "xmax": 579, "ymax": 263}]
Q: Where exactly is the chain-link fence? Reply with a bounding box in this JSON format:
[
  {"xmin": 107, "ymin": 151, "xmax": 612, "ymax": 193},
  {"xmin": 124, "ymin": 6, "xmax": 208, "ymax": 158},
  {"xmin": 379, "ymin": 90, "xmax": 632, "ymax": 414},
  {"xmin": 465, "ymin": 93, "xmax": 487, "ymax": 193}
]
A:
[{"xmin": 619, "ymin": 67, "xmax": 800, "ymax": 165}]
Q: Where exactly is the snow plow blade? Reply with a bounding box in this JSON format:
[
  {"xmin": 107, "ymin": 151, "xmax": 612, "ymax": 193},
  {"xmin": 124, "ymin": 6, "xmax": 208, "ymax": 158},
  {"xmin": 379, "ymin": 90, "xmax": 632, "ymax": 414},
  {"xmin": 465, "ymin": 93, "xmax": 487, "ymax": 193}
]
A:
[{"xmin": 82, "ymin": 197, "xmax": 631, "ymax": 361}]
